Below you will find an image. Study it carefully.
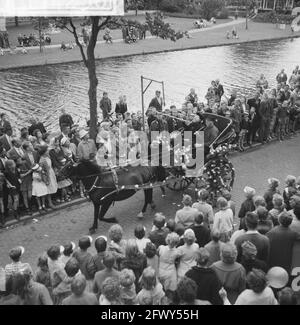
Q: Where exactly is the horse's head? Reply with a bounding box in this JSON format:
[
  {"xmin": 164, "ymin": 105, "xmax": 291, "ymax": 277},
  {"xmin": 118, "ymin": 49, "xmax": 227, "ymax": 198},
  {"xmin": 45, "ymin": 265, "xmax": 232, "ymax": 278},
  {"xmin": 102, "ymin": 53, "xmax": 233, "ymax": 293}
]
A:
[
  {"xmin": 60, "ymin": 159, "xmax": 102, "ymax": 180},
  {"xmin": 58, "ymin": 160, "xmax": 78, "ymax": 179}
]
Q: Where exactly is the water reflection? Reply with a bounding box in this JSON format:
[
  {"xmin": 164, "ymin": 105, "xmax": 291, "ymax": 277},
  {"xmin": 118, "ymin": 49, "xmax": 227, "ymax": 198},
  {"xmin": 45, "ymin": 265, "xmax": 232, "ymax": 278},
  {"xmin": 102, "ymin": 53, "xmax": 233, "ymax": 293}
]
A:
[{"xmin": 0, "ymin": 38, "xmax": 299, "ymax": 132}]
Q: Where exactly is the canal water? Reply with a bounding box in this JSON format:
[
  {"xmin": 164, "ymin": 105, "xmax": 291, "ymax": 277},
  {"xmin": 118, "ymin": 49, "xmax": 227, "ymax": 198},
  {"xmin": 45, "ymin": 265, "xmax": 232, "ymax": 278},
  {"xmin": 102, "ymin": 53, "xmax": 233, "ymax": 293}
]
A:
[{"xmin": 0, "ymin": 37, "xmax": 299, "ymax": 132}]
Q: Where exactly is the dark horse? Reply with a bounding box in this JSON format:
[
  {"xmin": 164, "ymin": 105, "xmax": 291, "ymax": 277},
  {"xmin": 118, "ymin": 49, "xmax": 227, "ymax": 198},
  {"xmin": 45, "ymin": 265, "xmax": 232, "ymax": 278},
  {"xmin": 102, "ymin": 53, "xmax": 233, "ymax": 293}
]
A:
[{"xmin": 65, "ymin": 160, "xmax": 167, "ymax": 234}]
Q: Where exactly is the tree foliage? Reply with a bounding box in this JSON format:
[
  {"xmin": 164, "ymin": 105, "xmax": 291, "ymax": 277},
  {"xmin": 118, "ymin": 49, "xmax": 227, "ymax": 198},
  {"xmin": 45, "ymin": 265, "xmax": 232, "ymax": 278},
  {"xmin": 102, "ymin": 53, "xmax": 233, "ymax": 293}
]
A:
[
  {"xmin": 54, "ymin": 14, "xmax": 182, "ymax": 139},
  {"xmin": 201, "ymin": 0, "xmax": 225, "ymax": 20}
]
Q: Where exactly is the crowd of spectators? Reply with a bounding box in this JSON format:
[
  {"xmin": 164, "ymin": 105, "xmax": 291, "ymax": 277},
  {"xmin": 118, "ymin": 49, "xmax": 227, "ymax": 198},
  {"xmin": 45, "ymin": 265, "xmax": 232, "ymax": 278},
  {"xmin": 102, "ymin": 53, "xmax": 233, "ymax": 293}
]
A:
[
  {"xmin": 0, "ymin": 66, "xmax": 299, "ymax": 227},
  {"xmin": 1, "ymin": 175, "xmax": 300, "ymax": 305}
]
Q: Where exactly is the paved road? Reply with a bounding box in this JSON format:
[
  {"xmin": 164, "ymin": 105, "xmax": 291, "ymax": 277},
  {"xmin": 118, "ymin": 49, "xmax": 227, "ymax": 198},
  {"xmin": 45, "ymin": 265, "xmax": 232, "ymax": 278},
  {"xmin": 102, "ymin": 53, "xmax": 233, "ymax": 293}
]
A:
[{"xmin": 0, "ymin": 135, "xmax": 299, "ymax": 268}]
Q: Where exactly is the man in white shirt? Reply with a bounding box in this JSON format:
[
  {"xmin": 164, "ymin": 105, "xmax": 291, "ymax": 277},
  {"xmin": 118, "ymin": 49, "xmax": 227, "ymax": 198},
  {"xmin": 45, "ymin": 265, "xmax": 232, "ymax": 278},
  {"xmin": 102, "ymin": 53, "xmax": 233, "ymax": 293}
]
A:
[{"xmin": 175, "ymin": 195, "xmax": 199, "ymax": 229}]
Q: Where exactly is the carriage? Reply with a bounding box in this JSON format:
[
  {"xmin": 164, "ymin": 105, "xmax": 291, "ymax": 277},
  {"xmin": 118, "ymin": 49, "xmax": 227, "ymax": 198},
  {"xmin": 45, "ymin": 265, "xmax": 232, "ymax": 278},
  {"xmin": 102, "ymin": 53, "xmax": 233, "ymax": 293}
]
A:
[{"xmin": 166, "ymin": 113, "xmax": 236, "ymax": 205}]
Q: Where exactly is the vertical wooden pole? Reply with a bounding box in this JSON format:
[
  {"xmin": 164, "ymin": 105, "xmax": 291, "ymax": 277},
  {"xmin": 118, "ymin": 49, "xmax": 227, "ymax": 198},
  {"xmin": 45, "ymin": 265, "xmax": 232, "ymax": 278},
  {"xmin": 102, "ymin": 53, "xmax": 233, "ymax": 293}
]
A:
[{"xmin": 141, "ymin": 76, "xmax": 145, "ymax": 131}]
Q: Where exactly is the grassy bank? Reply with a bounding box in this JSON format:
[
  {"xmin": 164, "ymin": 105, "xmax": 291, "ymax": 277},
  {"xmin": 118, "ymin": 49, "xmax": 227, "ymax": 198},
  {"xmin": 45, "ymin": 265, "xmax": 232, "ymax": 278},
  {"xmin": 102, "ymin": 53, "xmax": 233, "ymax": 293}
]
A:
[{"xmin": 0, "ymin": 20, "xmax": 299, "ymax": 71}]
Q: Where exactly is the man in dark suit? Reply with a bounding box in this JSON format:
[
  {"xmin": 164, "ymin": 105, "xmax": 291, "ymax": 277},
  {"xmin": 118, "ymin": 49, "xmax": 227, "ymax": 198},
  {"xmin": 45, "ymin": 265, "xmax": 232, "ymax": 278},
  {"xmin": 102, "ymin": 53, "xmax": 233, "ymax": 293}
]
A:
[
  {"xmin": 0, "ymin": 127, "xmax": 13, "ymax": 152},
  {"xmin": 149, "ymin": 91, "xmax": 164, "ymax": 112},
  {"xmin": 115, "ymin": 95, "xmax": 128, "ymax": 118},
  {"xmin": 0, "ymin": 145, "xmax": 9, "ymax": 226},
  {"xmin": 204, "ymin": 116, "xmax": 219, "ymax": 146},
  {"xmin": 7, "ymin": 138, "xmax": 25, "ymax": 163},
  {"xmin": 235, "ymin": 212, "xmax": 270, "ymax": 264},
  {"xmin": 0, "ymin": 113, "xmax": 12, "ymax": 136}
]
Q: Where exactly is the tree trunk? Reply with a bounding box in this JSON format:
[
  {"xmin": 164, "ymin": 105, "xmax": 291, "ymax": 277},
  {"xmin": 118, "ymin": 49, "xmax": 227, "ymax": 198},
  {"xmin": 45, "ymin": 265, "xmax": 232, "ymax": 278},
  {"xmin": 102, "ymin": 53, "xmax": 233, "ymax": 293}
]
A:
[
  {"xmin": 39, "ymin": 18, "xmax": 42, "ymax": 53},
  {"xmin": 87, "ymin": 17, "xmax": 100, "ymax": 140}
]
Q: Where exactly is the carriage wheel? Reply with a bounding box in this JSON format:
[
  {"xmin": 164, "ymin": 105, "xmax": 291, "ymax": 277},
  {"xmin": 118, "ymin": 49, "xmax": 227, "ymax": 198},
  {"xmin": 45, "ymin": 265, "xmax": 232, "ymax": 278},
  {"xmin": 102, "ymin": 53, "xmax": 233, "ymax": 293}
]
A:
[{"xmin": 166, "ymin": 175, "xmax": 191, "ymax": 192}]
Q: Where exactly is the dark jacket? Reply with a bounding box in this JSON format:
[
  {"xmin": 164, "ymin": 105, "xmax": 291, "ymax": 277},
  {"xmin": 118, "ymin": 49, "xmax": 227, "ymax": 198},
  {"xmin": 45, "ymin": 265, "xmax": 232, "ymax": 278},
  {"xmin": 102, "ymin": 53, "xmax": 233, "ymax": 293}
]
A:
[
  {"xmin": 115, "ymin": 102, "xmax": 128, "ymax": 116},
  {"xmin": 148, "ymin": 228, "xmax": 169, "ymax": 248},
  {"xmin": 99, "ymin": 97, "xmax": 112, "ymax": 114},
  {"xmin": 0, "ymin": 135, "xmax": 12, "ymax": 152},
  {"xmin": 266, "ymin": 225, "xmax": 298, "ymax": 273},
  {"xmin": 238, "ymin": 198, "xmax": 255, "ymax": 219},
  {"xmin": 235, "ymin": 232, "xmax": 270, "ymax": 263},
  {"xmin": 240, "ymin": 256, "xmax": 268, "ymax": 274},
  {"xmin": 190, "ymin": 224, "xmax": 211, "ymax": 248},
  {"xmin": 185, "ymin": 266, "xmax": 223, "ymax": 305},
  {"xmin": 149, "ymin": 97, "xmax": 163, "ymax": 112},
  {"xmin": 204, "ymin": 124, "xmax": 219, "ymax": 146}
]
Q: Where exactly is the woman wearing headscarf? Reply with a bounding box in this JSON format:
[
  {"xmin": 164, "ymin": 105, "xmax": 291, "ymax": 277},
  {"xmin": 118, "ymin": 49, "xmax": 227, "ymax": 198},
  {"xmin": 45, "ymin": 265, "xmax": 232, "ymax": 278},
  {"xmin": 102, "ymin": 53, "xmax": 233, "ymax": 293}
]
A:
[{"xmin": 211, "ymin": 243, "xmax": 246, "ymax": 304}]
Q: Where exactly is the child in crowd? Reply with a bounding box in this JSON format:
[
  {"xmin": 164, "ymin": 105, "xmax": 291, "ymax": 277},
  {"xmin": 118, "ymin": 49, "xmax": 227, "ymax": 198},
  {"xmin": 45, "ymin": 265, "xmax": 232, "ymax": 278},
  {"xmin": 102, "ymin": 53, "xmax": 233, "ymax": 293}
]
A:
[
  {"xmin": 53, "ymin": 258, "xmax": 80, "ymax": 305},
  {"xmin": 144, "ymin": 242, "xmax": 159, "ymax": 275},
  {"xmin": 264, "ymin": 178, "xmax": 281, "ymax": 211},
  {"xmin": 213, "ymin": 197, "xmax": 234, "ymax": 242},
  {"xmin": 148, "ymin": 213, "xmax": 169, "ymax": 248},
  {"xmin": 72, "ymin": 236, "xmax": 94, "ymax": 291},
  {"xmin": 283, "ymin": 175, "xmax": 297, "ymax": 210},
  {"xmin": 0, "ymin": 172, "xmax": 5, "ymax": 225},
  {"xmin": 99, "ymin": 277, "xmax": 122, "ymax": 305},
  {"xmin": 60, "ymin": 242, "xmax": 76, "ymax": 265},
  {"xmin": 276, "ymin": 101, "xmax": 288, "ymax": 141},
  {"xmin": 93, "ymin": 253, "xmax": 120, "ymax": 299},
  {"xmin": 223, "ymin": 190, "xmax": 236, "ymax": 218},
  {"xmin": 204, "ymin": 230, "xmax": 225, "ymax": 266},
  {"xmin": 269, "ymin": 194, "xmax": 286, "ymax": 226},
  {"xmin": 166, "ymin": 219, "xmax": 176, "ymax": 233},
  {"xmin": 137, "ymin": 267, "xmax": 167, "ymax": 305},
  {"xmin": 256, "ymin": 206, "xmax": 273, "ymax": 235},
  {"xmin": 4, "ymin": 160, "xmax": 21, "ymax": 220},
  {"xmin": 119, "ymin": 268, "xmax": 137, "ymax": 305},
  {"xmin": 107, "ymin": 224, "xmax": 127, "ymax": 269},
  {"xmin": 88, "ymin": 236, "xmax": 107, "ymax": 276},
  {"xmin": 134, "ymin": 225, "xmax": 151, "ymax": 254},
  {"xmin": 238, "ymin": 112, "xmax": 250, "ymax": 151},
  {"xmin": 18, "ymin": 158, "xmax": 33, "ymax": 215},
  {"xmin": 31, "ymin": 163, "xmax": 48, "ymax": 214},
  {"xmin": 35, "ymin": 254, "xmax": 52, "ymax": 293}
]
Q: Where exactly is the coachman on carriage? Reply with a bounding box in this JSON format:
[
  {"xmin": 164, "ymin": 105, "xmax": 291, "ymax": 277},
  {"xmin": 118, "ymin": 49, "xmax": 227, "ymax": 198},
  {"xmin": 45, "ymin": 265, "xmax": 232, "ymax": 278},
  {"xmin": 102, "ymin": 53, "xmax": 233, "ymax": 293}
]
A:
[{"xmin": 61, "ymin": 113, "xmax": 236, "ymax": 234}]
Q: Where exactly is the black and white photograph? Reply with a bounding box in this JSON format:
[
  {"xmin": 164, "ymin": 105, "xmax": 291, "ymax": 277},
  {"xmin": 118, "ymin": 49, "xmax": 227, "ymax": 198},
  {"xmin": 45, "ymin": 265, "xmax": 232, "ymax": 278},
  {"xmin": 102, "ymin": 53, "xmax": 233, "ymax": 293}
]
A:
[{"xmin": 0, "ymin": 0, "xmax": 300, "ymax": 309}]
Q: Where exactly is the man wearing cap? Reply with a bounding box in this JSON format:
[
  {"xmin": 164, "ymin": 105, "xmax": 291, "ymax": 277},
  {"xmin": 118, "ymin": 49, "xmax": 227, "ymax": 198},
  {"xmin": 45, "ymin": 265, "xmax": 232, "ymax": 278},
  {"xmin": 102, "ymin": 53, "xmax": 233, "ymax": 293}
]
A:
[
  {"xmin": 185, "ymin": 248, "xmax": 223, "ymax": 305},
  {"xmin": 266, "ymin": 212, "xmax": 298, "ymax": 273},
  {"xmin": 240, "ymin": 241, "xmax": 268, "ymax": 274},
  {"xmin": 235, "ymin": 212, "xmax": 270, "ymax": 264},
  {"xmin": 4, "ymin": 246, "xmax": 33, "ymax": 277},
  {"xmin": 149, "ymin": 91, "xmax": 164, "ymax": 112},
  {"xmin": 175, "ymin": 195, "xmax": 199, "ymax": 229},
  {"xmin": 77, "ymin": 129, "xmax": 97, "ymax": 161}
]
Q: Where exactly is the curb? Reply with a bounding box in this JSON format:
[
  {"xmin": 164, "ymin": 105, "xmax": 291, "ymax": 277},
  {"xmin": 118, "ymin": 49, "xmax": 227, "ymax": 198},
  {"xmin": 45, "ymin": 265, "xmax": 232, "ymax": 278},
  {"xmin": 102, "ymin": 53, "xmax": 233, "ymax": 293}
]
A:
[
  {"xmin": 2, "ymin": 132, "xmax": 299, "ymax": 230},
  {"xmin": 1, "ymin": 197, "xmax": 87, "ymax": 231}
]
